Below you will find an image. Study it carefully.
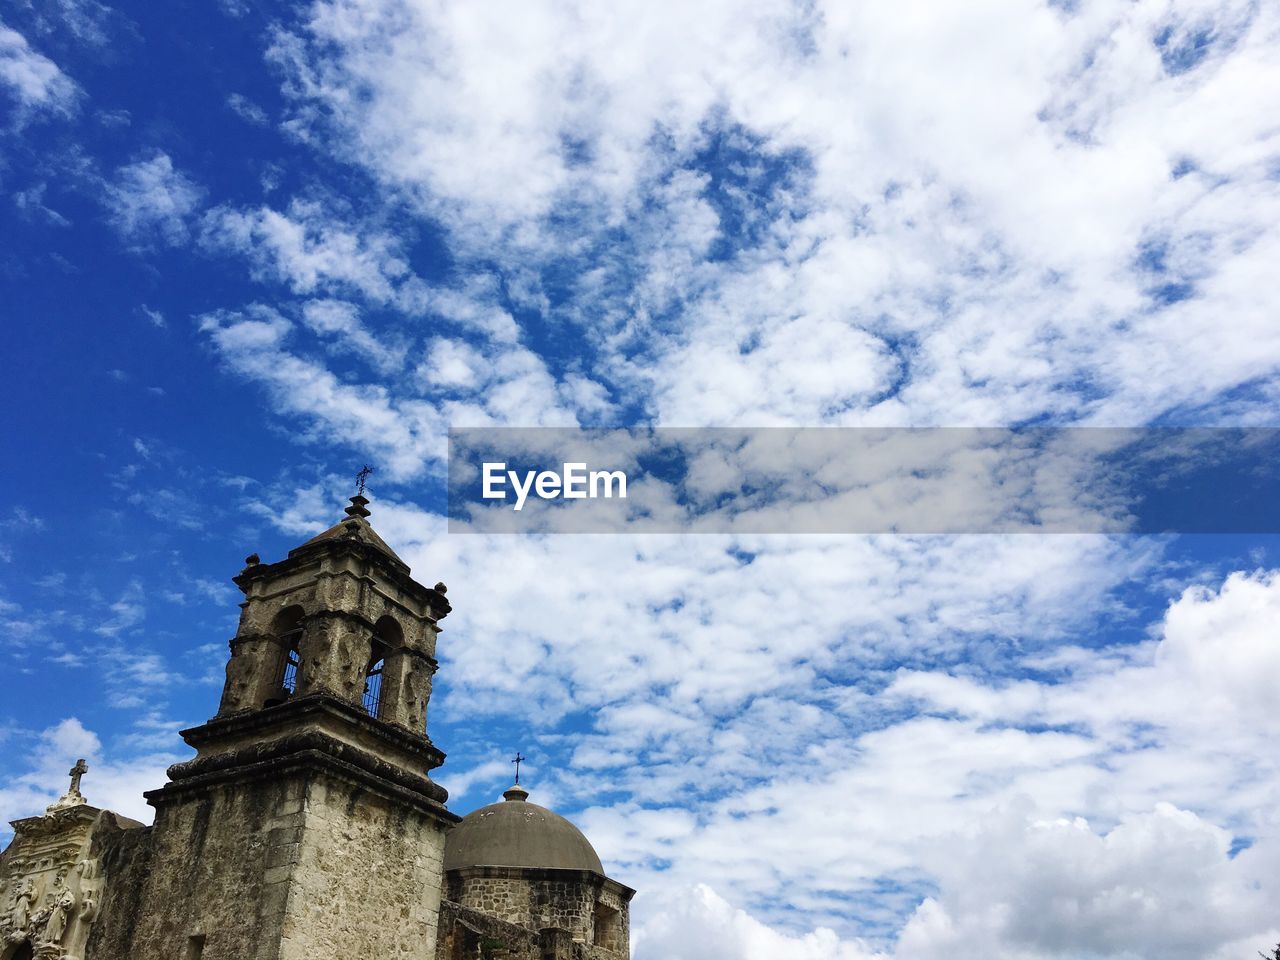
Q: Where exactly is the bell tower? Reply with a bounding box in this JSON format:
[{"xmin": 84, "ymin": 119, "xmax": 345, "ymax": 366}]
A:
[
  {"xmin": 216, "ymin": 492, "xmax": 447, "ymax": 731},
  {"xmin": 114, "ymin": 495, "xmax": 458, "ymax": 960}
]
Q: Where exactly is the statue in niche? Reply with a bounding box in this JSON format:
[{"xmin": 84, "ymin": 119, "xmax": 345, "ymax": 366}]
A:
[
  {"xmin": 43, "ymin": 889, "xmax": 75, "ymax": 944},
  {"xmin": 11, "ymin": 878, "xmax": 35, "ymax": 932}
]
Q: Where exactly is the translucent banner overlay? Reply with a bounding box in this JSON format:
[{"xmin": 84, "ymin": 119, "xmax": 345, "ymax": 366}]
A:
[{"xmin": 446, "ymin": 427, "xmax": 1280, "ymax": 534}]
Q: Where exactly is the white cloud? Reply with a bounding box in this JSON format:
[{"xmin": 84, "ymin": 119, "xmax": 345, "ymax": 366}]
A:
[
  {"xmin": 0, "ymin": 718, "xmax": 180, "ymax": 836},
  {"xmin": 0, "ymin": 23, "xmax": 76, "ymax": 118},
  {"xmin": 12, "ymin": 182, "xmax": 70, "ymax": 225},
  {"xmin": 633, "ymin": 885, "xmax": 885, "ymax": 960},
  {"xmin": 259, "ymin": 0, "xmax": 1280, "ymax": 429},
  {"xmin": 896, "ymin": 804, "xmax": 1278, "ymax": 960},
  {"xmin": 103, "ymin": 153, "xmax": 204, "ymax": 246},
  {"xmin": 198, "ymin": 305, "xmax": 446, "ymax": 480},
  {"xmin": 301, "ymin": 298, "xmax": 407, "ymax": 374},
  {"xmin": 201, "ymin": 200, "xmax": 410, "ymax": 302},
  {"xmin": 20, "ymin": 0, "xmax": 117, "ymax": 48},
  {"xmin": 420, "ymin": 338, "xmax": 485, "ymax": 390},
  {"xmin": 92, "ymin": 580, "xmax": 145, "ymax": 638},
  {"xmin": 226, "ymin": 91, "xmax": 268, "ymax": 126}
]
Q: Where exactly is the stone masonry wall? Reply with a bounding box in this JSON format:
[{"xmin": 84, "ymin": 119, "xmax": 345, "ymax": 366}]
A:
[
  {"xmin": 590, "ymin": 883, "xmax": 629, "ymax": 957},
  {"xmin": 527, "ymin": 876, "xmax": 596, "ymax": 943},
  {"xmin": 451, "ymin": 872, "xmax": 596, "ymax": 945},
  {"xmin": 435, "ymin": 901, "xmax": 542, "ymax": 960},
  {"xmin": 84, "ymin": 822, "xmax": 154, "ymax": 959},
  {"xmin": 114, "ymin": 765, "xmax": 448, "ymax": 960},
  {"xmin": 117, "ymin": 773, "xmax": 307, "ymax": 960},
  {"xmin": 278, "ymin": 773, "xmax": 446, "ymax": 960}
]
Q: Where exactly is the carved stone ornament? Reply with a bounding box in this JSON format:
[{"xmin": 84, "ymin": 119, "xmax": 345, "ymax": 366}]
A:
[{"xmin": 1, "ymin": 793, "xmax": 105, "ymax": 960}]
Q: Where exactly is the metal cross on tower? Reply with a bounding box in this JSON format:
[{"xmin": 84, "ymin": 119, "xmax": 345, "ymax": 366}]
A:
[
  {"xmin": 355, "ymin": 464, "xmax": 374, "ymax": 496},
  {"xmin": 511, "ymin": 752, "xmax": 525, "ymax": 784}
]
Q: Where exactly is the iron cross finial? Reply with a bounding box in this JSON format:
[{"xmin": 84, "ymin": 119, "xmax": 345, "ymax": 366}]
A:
[
  {"xmin": 68, "ymin": 758, "xmax": 88, "ymax": 795},
  {"xmin": 512, "ymin": 752, "xmax": 525, "ymax": 784},
  {"xmin": 355, "ymin": 464, "xmax": 375, "ymax": 496}
]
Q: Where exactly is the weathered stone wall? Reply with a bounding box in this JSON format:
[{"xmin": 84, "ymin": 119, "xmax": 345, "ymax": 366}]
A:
[
  {"xmin": 84, "ymin": 819, "xmax": 154, "ymax": 958},
  {"xmin": 119, "ymin": 773, "xmax": 304, "ymax": 960},
  {"xmin": 526, "ymin": 876, "xmax": 594, "ymax": 942},
  {"xmin": 114, "ymin": 764, "xmax": 448, "ymax": 960},
  {"xmin": 450, "ymin": 874, "xmax": 539, "ymax": 929},
  {"xmin": 277, "ymin": 774, "xmax": 446, "ymax": 960},
  {"xmin": 447, "ymin": 868, "xmax": 630, "ymax": 955},
  {"xmin": 590, "ymin": 882, "xmax": 629, "ymax": 956},
  {"xmin": 435, "ymin": 900, "xmax": 542, "ymax": 960}
]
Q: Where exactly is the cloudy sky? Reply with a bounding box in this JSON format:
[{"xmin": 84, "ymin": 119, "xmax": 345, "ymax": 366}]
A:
[{"xmin": 2, "ymin": 0, "xmax": 1280, "ymax": 957}]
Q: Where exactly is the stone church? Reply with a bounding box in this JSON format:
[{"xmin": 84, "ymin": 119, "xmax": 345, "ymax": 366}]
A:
[{"xmin": 0, "ymin": 495, "xmax": 634, "ymax": 960}]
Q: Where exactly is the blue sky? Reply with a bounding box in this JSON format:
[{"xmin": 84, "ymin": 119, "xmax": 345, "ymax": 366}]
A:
[{"xmin": 3, "ymin": 1, "xmax": 1280, "ymax": 957}]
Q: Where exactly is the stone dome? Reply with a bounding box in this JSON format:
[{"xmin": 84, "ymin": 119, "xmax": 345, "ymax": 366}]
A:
[{"xmin": 444, "ymin": 784, "xmax": 604, "ymax": 874}]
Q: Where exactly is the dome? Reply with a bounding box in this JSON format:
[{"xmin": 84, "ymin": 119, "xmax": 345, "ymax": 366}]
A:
[{"xmin": 444, "ymin": 784, "xmax": 604, "ymax": 874}]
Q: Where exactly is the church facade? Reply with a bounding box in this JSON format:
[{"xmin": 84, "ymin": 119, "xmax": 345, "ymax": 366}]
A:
[{"xmin": 0, "ymin": 496, "xmax": 633, "ymax": 960}]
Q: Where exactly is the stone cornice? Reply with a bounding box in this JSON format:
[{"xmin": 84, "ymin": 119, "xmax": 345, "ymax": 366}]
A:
[
  {"xmin": 148, "ymin": 744, "xmax": 460, "ymax": 824},
  {"xmin": 234, "ymin": 540, "xmax": 451, "ymax": 620},
  {"xmin": 447, "ymin": 864, "xmax": 637, "ymax": 901},
  {"xmin": 158, "ymin": 716, "xmax": 459, "ymax": 817},
  {"xmin": 182, "ymin": 693, "xmax": 445, "ymax": 766},
  {"xmin": 8, "ymin": 804, "xmax": 102, "ymax": 834}
]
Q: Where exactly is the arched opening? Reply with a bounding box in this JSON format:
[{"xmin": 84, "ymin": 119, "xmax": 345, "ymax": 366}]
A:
[
  {"xmin": 362, "ymin": 655, "xmax": 384, "ymax": 716},
  {"xmin": 265, "ymin": 605, "xmax": 305, "ymax": 707},
  {"xmin": 362, "ymin": 616, "xmax": 402, "ymax": 719},
  {"xmin": 5, "ymin": 941, "xmax": 35, "ymax": 960}
]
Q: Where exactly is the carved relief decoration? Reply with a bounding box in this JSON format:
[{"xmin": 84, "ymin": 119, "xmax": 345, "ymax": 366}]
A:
[{"xmin": 0, "ymin": 767, "xmax": 107, "ymax": 960}]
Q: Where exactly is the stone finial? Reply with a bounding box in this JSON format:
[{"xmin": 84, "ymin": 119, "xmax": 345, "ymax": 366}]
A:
[
  {"xmin": 344, "ymin": 495, "xmax": 371, "ymax": 519},
  {"xmin": 434, "ymin": 582, "xmax": 448, "ymax": 594},
  {"xmin": 502, "ymin": 783, "xmax": 530, "ymax": 802},
  {"xmin": 244, "ymin": 553, "xmax": 260, "ymax": 567}
]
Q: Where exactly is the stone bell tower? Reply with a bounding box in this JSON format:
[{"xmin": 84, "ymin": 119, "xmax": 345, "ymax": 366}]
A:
[{"xmin": 100, "ymin": 495, "xmax": 458, "ymax": 960}]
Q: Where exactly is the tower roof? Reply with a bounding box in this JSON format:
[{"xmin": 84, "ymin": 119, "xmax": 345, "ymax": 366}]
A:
[
  {"xmin": 443, "ymin": 784, "xmax": 605, "ymax": 874},
  {"xmin": 288, "ymin": 495, "xmax": 407, "ymax": 569}
]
